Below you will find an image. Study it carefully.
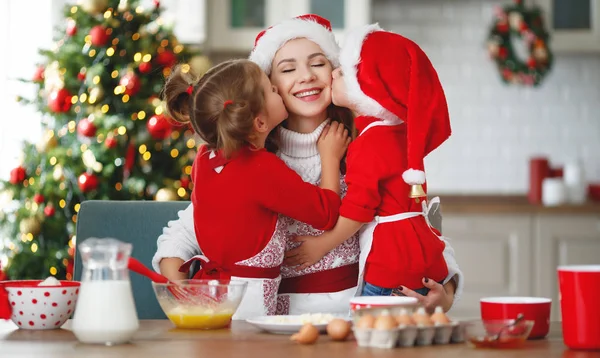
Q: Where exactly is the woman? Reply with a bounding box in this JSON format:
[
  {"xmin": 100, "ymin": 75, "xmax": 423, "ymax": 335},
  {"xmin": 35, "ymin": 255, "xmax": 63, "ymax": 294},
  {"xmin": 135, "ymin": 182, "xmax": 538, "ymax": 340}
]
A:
[{"xmin": 153, "ymin": 14, "xmax": 463, "ymax": 315}]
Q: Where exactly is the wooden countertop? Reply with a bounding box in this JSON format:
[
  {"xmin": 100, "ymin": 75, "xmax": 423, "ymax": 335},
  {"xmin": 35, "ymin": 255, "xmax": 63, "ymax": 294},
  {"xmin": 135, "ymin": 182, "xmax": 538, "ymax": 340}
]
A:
[
  {"xmin": 432, "ymin": 195, "xmax": 600, "ymax": 215},
  {"xmin": 0, "ymin": 320, "xmax": 585, "ymax": 358}
]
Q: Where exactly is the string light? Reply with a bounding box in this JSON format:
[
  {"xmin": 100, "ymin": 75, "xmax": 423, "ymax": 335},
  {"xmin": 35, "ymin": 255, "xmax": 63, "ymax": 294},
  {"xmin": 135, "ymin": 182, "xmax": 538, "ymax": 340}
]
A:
[
  {"xmin": 137, "ymin": 111, "xmax": 146, "ymax": 119},
  {"xmin": 186, "ymin": 139, "xmax": 196, "ymax": 148},
  {"xmin": 122, "ymin": 95, "xmax": 130, "ymax": 103},
  {"xmin": 79, "ymin": 93, "xmax": 88, "ymax": 103},
  {"xmin": 49, "ymin": 267, "xmax": 57, "ymax": 275},
  {"xmin": 117, "ymin": 126, "xmax": 127, "ymax": 135},
  {"xmin": 138, "ymin": 145, "xmax": 147, "ymax": 154},
  {"xmin": 70, "ymin": 96, "xmax": 78, "ymax": 105},
  {"xmin": 177, "ymin": 188, "xmax": 186, "ymax": 197},
  {"xmin": 132, "ymin": 33, "xmax": 141, "ymax": 41},
  {"xmin": 70, "ymin": 6, "xmax": 78, "ymax": 14},
  {"xmin": 160, "ymin": 40, "xmax": 169, "ymax": 47},
  {"xmin": 29, "ymin": 178, "xmax": 35, "ymax": 185},
  {"xmin": 62, "ymin": 259, "xmax": 69, "ymax": 267},
  {"xmin": 174, "ymin": 45, "xmax": 184, "ymax": 54},
  {"xmin": 106, "ymin": 48, "xmax": 115, "ymax": 57},
  {"xmin": 115, "ymin": 183, "xmax": 122, "ymax": 191},
  {"xmin": 31, "ymin": 243, "xmax": 39, "ymax": 253},
  {"xmin": 170, "ymin": 149, "xmax": 179, "ymax": 158},
  {"xmin": 142, "ymin": 152, "xmax": 151, "ymax": 161},
  {"xmin": 72, "ymin": 214, "xmax": 77, "ymax": 223},
  {"xmin": 142, "ymin": 54, "xmax": 152, "ymax": 62},
  {"xmin": 131, "ymin": 113, "xmax": 138, "ymax": 120},
  {"xmin": 101, "ymin": 104, "xmax": 110, "ymax": 113},
  {"xmin": 134, "ymin": 53, "xmax": 142, "ymax": 62},
  {"xmin": 112, "ymin": 38, "xmax": 119, "ymax": 46},
  {"xmin": 80, "ymin": 144, "xmax": 88, "ymax": 152},
  {"xmin": 27, "ymin": 234, "xmax": 34, "ymax": 242},
  {"xmin": 184, "ymin": 166, "xmax": 192, "ymax": 175},
  {"xmin": 36, "ymin": 167, "xmax": 42, "ymax": 175},
  {"xmin": 89, "ymin": 49, "xmax": 97, "ymax": 57},
  {"xmin": 97, "ymin": 134, "xmax": 105, "ymax": 143},
  {"xmin": 59, "ymin": 200, "xmax": 66, "ymax": 208},
  {"xmin": 154, "ymin": 106, "xmax": 163, "ymax": 115},
  {"xmin": 74, "ymin": 106, "xmax": 81, "ymax": 114},
  {"xmin": 103, "ymin": 10, "xmax": 112, "ymax": 18},
  {"xmin": 50, "ymin": 157, "xmax": 57, "ymax": 165},
  {"xmin": 119, "ymin": 49, "xmax": 126, "ymax": 57},
  {"xmin": 74, "ymin": 203, "xmax": 80, "ymax": 212},
  {"xmin": 111, "ymin": 70, "xmax": 119, "ymax": 78},
  {"xmin": 171, "ymin": 131, "xmax": 180, "ymax": 140}
]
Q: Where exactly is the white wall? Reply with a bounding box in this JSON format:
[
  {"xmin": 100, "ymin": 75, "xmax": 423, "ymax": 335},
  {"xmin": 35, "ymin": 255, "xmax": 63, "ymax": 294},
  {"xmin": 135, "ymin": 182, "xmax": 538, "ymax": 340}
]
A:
[
  {"xmin": 0, "ymin": 0, "xmax": 65, "ymax": 181},
  {"xmin": 373, "ymin": 0, "xmax": 600, "ymax": 194}
]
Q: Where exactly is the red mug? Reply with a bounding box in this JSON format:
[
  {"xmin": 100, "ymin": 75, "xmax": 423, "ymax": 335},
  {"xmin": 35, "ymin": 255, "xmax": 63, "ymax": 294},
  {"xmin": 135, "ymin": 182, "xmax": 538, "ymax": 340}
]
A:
[
  {"xmin": 480, "ymin": 296, "xmax": 552, "ymax": 339},
  {"xmin": 558, "ymin": 265, "xmax": 600, "ymax": 350}
]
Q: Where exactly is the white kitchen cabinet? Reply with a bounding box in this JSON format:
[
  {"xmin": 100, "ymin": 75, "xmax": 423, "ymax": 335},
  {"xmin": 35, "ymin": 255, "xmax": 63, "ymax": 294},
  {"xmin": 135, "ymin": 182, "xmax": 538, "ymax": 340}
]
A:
[
  {"xmin": 534, "ymin": 214, "xmax": 600, "ymax": 320},
  {"xmin": 442, "ymin": 214, "xmax": 533, "ymax": 320},
  {"xmin": 158, "ymin": 0, "xmax": 207, "ymax": 44},
  {"xmin": 205, "ymin": 0, "xmax": 371, "ymax": 52},
  {"xmin": 535, "ymin": 0, "xmax": 600, "ymax": 52}
]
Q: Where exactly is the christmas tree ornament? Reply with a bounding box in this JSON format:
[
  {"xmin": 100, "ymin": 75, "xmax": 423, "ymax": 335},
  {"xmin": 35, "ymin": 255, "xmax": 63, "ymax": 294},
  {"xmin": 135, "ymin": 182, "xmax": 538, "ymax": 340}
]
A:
[
  {"xmin": 156, "ymin": 50, "xmax": 177, "ymax": 68},
  {"xmin": 78, "ymin": 172, "xmax": 99, "ymax": 193},
  {"xmin": 36, "ymin": 130, "xmax": 59, "ymax": 152},
  {"xmin": 19, "ymin": 217, "xmax": 41, "ymax": 236},
  {"xmin": 53, "ymin": 165, "xmax": 65, "ymax": 181},
  {"xmin": 138, "ymin": 62, "xmax": 152, "ymax": 74},
  {"xmin": 78, "ymin": 0, "xmax": 108, "ymax": 15},
  {"xmin": 90, "ymin": 25, "xmax": 110, "ymax": 47},
  {"xmin": 147, "ymin": 114, "xmax": 172, "ymax": 140},
  {"xmin": 9, "ymin": 166, "xmax": 27, "ymax": 185},
  {"xmin": 155, "ymin": 187, "xmax": 178, "ymax": 201},
  {"xmin": 32, "ymin": 66, "xmax": 45, "ymax": 83},
  {"xmin": 180, "ymin": 176, "xmax": 190, "ymax": 189},
  {"xmin": 66, "ymin": 19, "xmax": 78, "ymax": 36},
  {"xmin": 104, "ymin": 135, "xmax": 117, "ymax": 149},
  {"xmin": 48, "ymin": 88, "xmax": 73, "ymax": 113},
  {"xmin": 44, "ymin": 205, "xmax": 56, "ymax": 217},
  {"xmin": 43, "ymin": 61, "xmax": 64, "ymax": 92},
  {"xmin": 119, "ymin": 72, "xmax": 141, "ymax": 96},
  {"xmin": 487, "ymin": 0, "xmax": 553, "ymax": 87},
  {"xmin": 77, "ymin": 117, "xmax": 98, "ymax": 137},
  {"xmin": 88, "ymin": 86, "xmax": 104, "ymax": 102},
  {"xmin": 189, "ymin": 55, "xmax": 212, "ymax": 76},
  {"xmin": 33, "ymin": 194, "xmax": 45, "ymax": 204}
]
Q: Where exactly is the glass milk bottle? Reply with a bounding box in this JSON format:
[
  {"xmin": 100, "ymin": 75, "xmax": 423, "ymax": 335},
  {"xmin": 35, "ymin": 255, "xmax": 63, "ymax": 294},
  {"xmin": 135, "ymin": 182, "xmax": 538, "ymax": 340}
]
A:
[{"xmin": 72, "ymin": 238, "xmax": 139, "ymax": 345}]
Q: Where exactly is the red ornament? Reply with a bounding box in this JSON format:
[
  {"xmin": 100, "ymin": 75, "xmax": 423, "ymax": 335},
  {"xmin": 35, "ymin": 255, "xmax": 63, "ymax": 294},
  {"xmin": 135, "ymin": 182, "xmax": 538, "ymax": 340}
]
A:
[
  {"xmin": 48, "ymin": 88, "xmax": 72, "ymax": 113},
  {"xmin": 90, "ymin": 25, "xmax": 110, "ymax": 47},
  {"xmin": 78, "ymin": 172, "xmax": 99, "ymax": 193},
  {"xmin": 147, "ymin": 114, "xmax": 173, "ymax": 140},
  {"xmin": 156, "ymin": 50, "xmax": 177, "ymax": 68},
  {"xmin": 119, "ymin": 72, "xmax": 141, "ymax": 96},
  {"xmin": 498, "ymin": 47, "xmax": 508, "ymax": 59},
  {"xmin": 77, "ymin": 71, "xmax": 86, "ymax": 81},
  {"xmin": 33, "ymin": 66, "xmax": 45, "ymax": 83},
  {"xmin": 105, "ymin": 136, "xmax": 117, "ymax": 149},
  {"xmin": 44, "ymin": 205, "xmax": 56, "ymax": 217},
  {"xmin": 77, "ymin": 118, "xmax": 97, "ymax": 137},
  {"xmin": 502, "ymin": 68, "xmax": 513, "ymax": 79},
  {"xmin": 9, "ymin": 166, "xmax": 27, "ymax": 185},
  {"xmin": 527, "ymin": 57, "xmax": 537, "ymax": 69},
  {"xmin": 138, "ymin": 62, "xmax": 152, "ymax": 74},
  {"xmin": 67, "ymin": 21, "xmax": 77, "ymax": 36},
  {"xmin": 520, "ymin": 22, "xmax": 528, "ymax": 32},
  {"xmin": 496, "ymin": 22, "xmax": 509, "ymax": 33},
  {"xmin": 33, "ymin": 194, "xmax": 45, "ymax": 204}
]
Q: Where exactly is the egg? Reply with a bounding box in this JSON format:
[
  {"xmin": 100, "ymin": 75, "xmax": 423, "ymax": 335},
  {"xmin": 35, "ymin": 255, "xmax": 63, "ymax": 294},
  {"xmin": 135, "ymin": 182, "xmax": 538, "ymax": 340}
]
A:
[
  {"xmin": 290, "ymin": 323, "xmax": 320, "ymax": 344},
  {"xmin": 430, "ymin": 306, "xmax": 451, "ymax": 325},
  {"xmin": 326, "ymin": 318, "xmax": 351, "ymax": 341},
  {"xmin": 394, "ymin": 308, "xmax": 415, "ymax": 326},
  {"xmin": 412, "ymin": 307, "xmax": 433, "ymax": 326},
  {"xmin": 374, "ymin": 310, "xmax": 397, "ymax": 330},
  {"xmin": 356, "ymin": 314, "xmax": 376, "ymax": 329}
]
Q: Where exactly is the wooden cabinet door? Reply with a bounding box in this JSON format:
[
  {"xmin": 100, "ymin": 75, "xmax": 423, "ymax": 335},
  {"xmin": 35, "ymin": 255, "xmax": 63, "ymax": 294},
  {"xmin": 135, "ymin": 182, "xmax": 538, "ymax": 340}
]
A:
[
  {"xmin": 534, "ymin": 214, "xmax": 600, "ymax": 320},
  {"xmin": 442, "ymin": 214, "xmax": 533, "ymax": 319}
]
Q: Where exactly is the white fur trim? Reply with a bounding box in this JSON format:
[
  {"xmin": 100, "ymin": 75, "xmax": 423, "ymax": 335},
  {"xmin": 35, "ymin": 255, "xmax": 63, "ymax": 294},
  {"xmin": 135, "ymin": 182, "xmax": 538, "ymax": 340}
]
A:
[
  {"xmin": 249, "ymin": 18, "xmax": 340, "ymax": 75},
  {"xmin": 402, "ymin": 169, "xmax": 425, "ymax": 185},
  {"xmin": 339, "ymin": 23, "xmax": 399, "ymax": 122}
]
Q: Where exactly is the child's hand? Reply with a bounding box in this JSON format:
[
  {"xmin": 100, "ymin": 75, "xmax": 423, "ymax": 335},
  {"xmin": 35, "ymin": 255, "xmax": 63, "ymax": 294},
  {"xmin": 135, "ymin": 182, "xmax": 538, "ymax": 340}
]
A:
[
  {"xmin": 317, "ymin": 121, "xmax": 350, "ymax": 163},
  {"xmin": 392, "ymin": 277, "xmax": 456, "ymax": 313},
  {"xmin": 283, "ymin": 235, "xmax": 330, "ymax": 270}
]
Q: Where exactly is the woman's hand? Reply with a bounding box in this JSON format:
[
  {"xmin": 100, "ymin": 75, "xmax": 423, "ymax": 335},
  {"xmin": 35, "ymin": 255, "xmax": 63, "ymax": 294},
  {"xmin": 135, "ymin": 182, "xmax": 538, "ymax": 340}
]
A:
[
  {"xmin": 317, "ymin": 121, "xmax": 350, "ymax": 163},
  {"xmin": 392, "ymin": 277, "xmax": 456, "ymax": 313},
  {"xmin": 283, "ymin": 235, "xmax": 331, "ymax": 269}
]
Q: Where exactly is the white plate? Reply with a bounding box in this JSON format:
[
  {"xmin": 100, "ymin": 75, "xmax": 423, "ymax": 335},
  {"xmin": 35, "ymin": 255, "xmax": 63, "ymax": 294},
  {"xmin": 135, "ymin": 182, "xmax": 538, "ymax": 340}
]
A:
[{"xmin": 246, "ymin": 314, "xmax": 343, "ymax": 334}]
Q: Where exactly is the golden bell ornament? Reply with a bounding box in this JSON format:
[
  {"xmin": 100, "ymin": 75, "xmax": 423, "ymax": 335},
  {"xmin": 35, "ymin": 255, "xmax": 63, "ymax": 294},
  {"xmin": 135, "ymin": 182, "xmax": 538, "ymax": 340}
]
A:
[
  {"xmin": 409, "ymin": 184, "xmax": 426, "ymax": 201},
  {"xmin": 155, "ymin": 188, "xmax": 179, "ymax": 202},
  {"xmin": 20, "ymin": 217, "xmax": 42, "ymax": 236}
]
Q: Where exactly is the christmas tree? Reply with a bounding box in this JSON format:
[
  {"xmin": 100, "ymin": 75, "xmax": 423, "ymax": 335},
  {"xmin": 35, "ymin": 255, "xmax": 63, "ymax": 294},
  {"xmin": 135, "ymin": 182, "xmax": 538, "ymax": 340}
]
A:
[{"xmin": 0, "ymin": 0, "xmax": 210, "ymax": 280}]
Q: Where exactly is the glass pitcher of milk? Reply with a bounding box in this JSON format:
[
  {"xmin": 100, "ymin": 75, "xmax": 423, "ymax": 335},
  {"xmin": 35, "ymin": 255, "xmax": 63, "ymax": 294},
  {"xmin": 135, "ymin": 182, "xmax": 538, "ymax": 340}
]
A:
[{"xmin": 72, "ymin": 238, "xmax": 139, "ymax": 345}]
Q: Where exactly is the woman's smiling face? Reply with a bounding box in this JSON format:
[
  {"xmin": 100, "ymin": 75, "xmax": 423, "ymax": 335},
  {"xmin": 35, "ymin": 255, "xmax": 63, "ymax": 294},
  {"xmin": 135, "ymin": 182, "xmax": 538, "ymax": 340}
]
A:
[{"xmin": 269, "ymin": 38, "xmax": 334, "ymax": 120}]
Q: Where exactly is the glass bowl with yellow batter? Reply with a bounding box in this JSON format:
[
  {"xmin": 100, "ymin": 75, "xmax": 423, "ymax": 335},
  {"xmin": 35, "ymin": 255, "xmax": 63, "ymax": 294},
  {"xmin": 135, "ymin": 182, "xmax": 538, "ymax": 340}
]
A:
[{"xmin": 152, "ymin": 279, "xmax": 247, "ymax": 329}]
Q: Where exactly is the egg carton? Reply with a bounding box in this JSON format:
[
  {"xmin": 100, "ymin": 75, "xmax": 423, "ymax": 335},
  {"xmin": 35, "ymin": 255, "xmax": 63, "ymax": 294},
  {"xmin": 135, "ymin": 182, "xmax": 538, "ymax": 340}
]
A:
[{"xmin": 353, "ymin": 321, "xmax": 465, "ymax": 349}]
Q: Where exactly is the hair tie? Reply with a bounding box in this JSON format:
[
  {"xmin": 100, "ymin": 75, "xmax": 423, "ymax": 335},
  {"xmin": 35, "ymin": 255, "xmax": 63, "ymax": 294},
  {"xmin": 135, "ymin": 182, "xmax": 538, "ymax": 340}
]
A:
[
  {"xmin": 223, "ymin": 100, "xmax": 234, "ymax": 109},
  {"xmin": 186, "ymin": 85, "xmax": 194, "ymax": 95}
]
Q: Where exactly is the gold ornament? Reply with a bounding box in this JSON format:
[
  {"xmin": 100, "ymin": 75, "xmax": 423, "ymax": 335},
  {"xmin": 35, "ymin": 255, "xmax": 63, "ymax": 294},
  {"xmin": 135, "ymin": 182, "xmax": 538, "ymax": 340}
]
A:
[
  {"xmin": 155, "ymin": 188, "xmax": 178, "ymax": 201},
  {"xmin": 36, "ymin": 131, "xmax": 58, "ymax": 153},
  {"xmin": 20, "ymin": 217, "xmax": 42, "ymax": 236},
  {"xmin": 78, "ymin": 0, "xmax": 109, "ymax": 15},
  {"xmin": 189, "ymin": 56, "xmax": 212, "ymax": 77}
]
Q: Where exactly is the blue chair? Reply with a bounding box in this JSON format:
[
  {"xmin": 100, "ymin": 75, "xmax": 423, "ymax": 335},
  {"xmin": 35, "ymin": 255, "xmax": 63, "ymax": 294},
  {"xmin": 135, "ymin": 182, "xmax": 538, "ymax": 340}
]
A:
[{"xmin": 74, "ymin": 200, "xmax": 191, "ymax": 319}]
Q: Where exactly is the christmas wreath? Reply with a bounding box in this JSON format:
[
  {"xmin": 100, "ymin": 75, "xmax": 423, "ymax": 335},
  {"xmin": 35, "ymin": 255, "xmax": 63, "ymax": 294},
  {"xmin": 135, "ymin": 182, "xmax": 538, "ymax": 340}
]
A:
[{"xmin": 487, "ymin": 0, "xmax": 553, "ymax": 86}]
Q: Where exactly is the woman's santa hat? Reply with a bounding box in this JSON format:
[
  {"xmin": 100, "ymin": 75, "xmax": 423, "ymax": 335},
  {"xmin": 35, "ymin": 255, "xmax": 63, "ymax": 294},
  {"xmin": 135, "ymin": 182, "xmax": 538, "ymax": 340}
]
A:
[
  {"xmin": 249, "ymin": 14, "xmax": 340, "ymax": 75},
  {"xmin": 339, "ymin": 24, "xmax": 451, "ymax": 186}
]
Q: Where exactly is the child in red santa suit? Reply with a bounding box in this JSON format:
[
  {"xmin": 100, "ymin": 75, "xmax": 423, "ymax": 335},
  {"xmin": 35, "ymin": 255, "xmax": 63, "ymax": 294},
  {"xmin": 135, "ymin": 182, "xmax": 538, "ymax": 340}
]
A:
[
  {"xmin": 161, "ymin": 59, "xmax": 349, "ymax": 319},
  {"xmin": 285, "ymin": 24, "xmax": 459, "ymax": 311}
]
